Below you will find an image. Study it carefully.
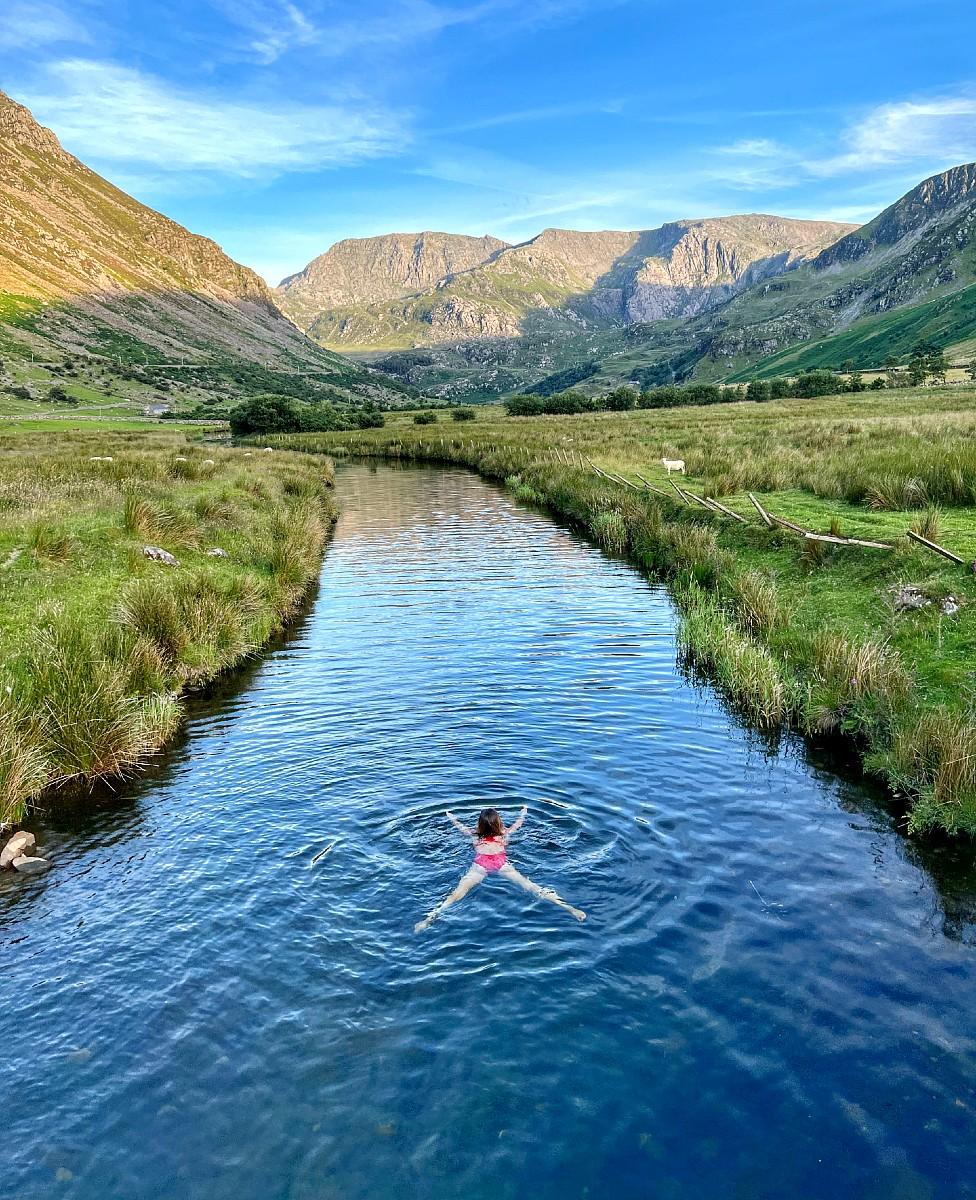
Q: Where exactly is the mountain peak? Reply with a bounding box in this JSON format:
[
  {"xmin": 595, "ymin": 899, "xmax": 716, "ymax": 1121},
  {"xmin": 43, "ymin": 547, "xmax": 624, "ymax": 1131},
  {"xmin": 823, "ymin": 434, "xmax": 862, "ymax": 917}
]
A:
[
  {"xmin": 0, "ymin": 89, "xmax": 66, "ymax": 157},
  {"xmin": 276, "ymin": 231, "xmax": 510, "ymax": 323}
]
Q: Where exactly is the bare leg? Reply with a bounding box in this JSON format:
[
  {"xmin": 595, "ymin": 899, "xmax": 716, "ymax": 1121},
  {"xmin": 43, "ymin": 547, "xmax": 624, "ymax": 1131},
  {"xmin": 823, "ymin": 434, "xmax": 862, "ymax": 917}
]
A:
[
  {"xmin": 415, "ymin": 865, "xmax": 486, "ymax": 932},
  {"xmin": 499, "ymin": 863, "xmax": 586, "ymax": 922}
]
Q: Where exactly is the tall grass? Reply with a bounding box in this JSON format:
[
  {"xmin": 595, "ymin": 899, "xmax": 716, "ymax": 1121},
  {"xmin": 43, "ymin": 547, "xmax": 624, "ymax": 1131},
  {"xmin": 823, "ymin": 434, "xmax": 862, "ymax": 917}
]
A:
[
  {"xmin": 0, "ymin": 430, "xmax": 337, "ymax": 826},
  {"xmin": 677, "ymin": 584, "xmax": 797, "ymax": 728}
]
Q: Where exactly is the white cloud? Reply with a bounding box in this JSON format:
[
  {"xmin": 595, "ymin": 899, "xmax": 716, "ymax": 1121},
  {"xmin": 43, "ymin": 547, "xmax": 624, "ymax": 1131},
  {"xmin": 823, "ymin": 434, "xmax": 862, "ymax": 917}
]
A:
[
  {"xmin": 806, "ymin": 94, "xmax": 976, "ymax": 176},
  {"xmin": 713, "ymin": 138, "xmax": 787, "ymax": 158},
  {"xmin": 704, "ymin": 91, "xmax": 976, "ymax": 193},
  {"xmin": 0, "ymin": 1, "xmax": 89, "ymax": 49},
  {"xmin": 20, "ymin": 60, "xmax": 407, "ymax": 176}
]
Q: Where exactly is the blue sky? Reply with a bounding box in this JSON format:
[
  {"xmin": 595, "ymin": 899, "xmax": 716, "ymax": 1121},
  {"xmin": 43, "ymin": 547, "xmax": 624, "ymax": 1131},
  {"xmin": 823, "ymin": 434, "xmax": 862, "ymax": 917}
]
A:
[{"xmin": 3, "ymin": 0, "xmax": 976, "ymax": 283}]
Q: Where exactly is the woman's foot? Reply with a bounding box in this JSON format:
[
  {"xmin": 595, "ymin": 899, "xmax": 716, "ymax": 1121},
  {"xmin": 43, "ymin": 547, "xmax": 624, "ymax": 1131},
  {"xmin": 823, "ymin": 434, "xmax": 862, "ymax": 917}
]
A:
[
  {"xmin": 414, "ymin": 914, "xmax": 435, "ymax": 933},
  {"xmin": 570, "ymin": 907, "xmax": 586, "ymax": 922}
]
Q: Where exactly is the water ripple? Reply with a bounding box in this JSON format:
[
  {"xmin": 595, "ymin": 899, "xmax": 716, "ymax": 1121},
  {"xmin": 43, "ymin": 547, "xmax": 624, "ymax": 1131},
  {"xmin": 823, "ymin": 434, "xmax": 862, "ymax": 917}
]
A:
[{"xmin": 1, "ymin": 463, "xmax": 974, "ymax": 1200}]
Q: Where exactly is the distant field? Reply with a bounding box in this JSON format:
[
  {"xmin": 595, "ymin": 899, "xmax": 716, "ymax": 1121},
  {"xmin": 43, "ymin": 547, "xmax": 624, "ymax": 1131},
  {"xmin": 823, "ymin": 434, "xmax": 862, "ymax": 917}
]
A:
[{"xmin": 281, "ymin": 386, "xmax": 976, "ymax": 836}]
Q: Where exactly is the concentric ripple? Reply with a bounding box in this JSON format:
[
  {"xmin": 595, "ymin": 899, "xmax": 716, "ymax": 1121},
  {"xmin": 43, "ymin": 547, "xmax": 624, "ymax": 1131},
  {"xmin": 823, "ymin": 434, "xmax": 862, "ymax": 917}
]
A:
[{"xmin": 1, "ymin": 463, "xmax": 974, "ymax": 1200}]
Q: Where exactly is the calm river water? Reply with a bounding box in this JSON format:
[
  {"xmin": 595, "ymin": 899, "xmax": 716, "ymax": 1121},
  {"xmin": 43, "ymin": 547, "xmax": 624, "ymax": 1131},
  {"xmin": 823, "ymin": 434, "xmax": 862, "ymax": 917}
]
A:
[{"xmin": 2, "ymin": 464, "xmax": 975, "ymax": 1200}]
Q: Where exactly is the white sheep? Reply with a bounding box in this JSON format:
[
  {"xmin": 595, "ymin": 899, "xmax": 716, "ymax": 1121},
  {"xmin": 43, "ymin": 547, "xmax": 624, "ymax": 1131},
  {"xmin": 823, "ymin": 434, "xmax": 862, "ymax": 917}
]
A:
[
  {"xmin": 202, "ymin": 459, "xmax": 215, "ymax": 466},
  {"xmin": 88, "ymin": 455, "xmax": 114, "ymax": 462},
  {"xmin": 661, "ymin": 458, "xmax": 685, "ymax": 475}
]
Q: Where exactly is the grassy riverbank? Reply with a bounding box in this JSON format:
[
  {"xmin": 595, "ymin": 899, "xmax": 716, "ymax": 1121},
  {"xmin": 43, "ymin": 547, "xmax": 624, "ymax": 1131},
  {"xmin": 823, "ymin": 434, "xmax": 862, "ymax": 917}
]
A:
[
  {"xmin": 276, "ymin": 388, "xmax": 976, "ymax": 838},
  {"xmin": 0, "ymin": 428, "xmax": 336, "ymax": 828}
]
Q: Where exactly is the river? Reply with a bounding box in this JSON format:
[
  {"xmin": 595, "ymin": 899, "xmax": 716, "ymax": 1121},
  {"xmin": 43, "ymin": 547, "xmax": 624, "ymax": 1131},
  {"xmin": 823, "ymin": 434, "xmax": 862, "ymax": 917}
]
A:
[{"xmin": 2, "ymin": 463, "xmax": 974, "ymax": 1200}]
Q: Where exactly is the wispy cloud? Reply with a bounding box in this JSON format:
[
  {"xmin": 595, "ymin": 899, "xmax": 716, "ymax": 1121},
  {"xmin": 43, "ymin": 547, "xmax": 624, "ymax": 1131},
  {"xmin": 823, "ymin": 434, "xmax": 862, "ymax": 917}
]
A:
[
  {"xmin": 215, "ymin": 0, "xmax": 319, "ymax": 64},
  {"xmin": 713, "ymin": 138, "xmax": 786, "ymax": 159},
  {"xmin": 708, "ymin": 90, "xmax": 976, "ymax": 191},
  {"xmin": 435, "ymin": 99, "xmax": 625, "ymax": 135},
  {"xmin": 20, "ymin": 60, "xmax": 407, "ymax": 176},
  {"xmin": 214, "ymin": 0, "xmax": 627, "ymax": 65},
  {"xmin": 806, "ymin": 93, "xmax": 976, "ymax": 176},
  {"xmin": 0, "ymin": 0, "xmax": 89, "ymax": 49}
]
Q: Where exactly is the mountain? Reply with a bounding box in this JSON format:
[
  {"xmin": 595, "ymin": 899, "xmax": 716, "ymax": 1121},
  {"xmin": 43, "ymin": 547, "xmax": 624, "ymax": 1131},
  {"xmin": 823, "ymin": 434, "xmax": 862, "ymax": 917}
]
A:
[
  {"xmin": 713, "ymin": 162, "xmax": 976, "ymax": 378},
  {"xmin": 286, "ymin": 217, "xmax": 853, "ymax": 352},
  {"xmin": 277, "ymin": 232, "xmax": 510, "ymax": 327},
  {"xmin": 596, "ymin": 161, "xmax": 976, "ymax": 388},
  {"xmin": 0, "ymin": 89, "xmax": 405, "ymax": 407}
]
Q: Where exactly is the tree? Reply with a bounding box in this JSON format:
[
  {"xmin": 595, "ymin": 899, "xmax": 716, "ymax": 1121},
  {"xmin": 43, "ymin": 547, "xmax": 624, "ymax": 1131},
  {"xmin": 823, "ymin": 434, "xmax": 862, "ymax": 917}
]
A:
[
  {"xmin": 746, "ymin": 379, "xmax": 772, "ymax": 403},
  {"xmin": 603, "ymin": 386, "xmax": 638, "ymax": 411},
  {"xmin": 840, "ymin": 359, "xmax": 855, "ymax": 374},
  {"xmin": 928, "ymin": 351, "xmax": 950, "ymax": 384},
  {"xmin": 869, "ymin": 376, "xmax": 886, "ymax": 390},
  {"xmin": 847, "ymin": 371, "xmax": 865, "ymax": 393},
  {"xmin": 229, "ymin": 394, "xmax": 301, "ymax": 435},
  {"xmin": 504, "ymin": 394, "xmax": 545, "ymax": 416},
  {"xmin": 966, "ymin": 359, "xmax": 976, "ymax": 384},
  {"xmin": 907, "ymin": 357, "xmax": 928, "ymax": 387},
  {"xmin": 793, "ymin": 370, "xmax": 843, "ymax": 398}
]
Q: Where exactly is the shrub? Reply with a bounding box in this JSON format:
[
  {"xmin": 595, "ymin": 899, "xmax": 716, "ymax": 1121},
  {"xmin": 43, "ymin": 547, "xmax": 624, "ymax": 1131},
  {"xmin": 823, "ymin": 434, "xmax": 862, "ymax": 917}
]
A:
[
  {"xmin": 413, "ymin": 411, "xmax": 438, "ymax": 425},
  {"xmin": 452, "ymin": 407, "xmax": 476, "ymax": 422}
]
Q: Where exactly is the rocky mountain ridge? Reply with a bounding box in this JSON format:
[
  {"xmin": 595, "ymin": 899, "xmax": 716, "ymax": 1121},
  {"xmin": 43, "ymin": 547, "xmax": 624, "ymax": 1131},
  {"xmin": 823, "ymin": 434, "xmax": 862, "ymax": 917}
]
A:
[
  {"xmin": 278, "ymin": 232, "xmax": 509, "ymax": 326},
  {"xmin": 279, "ymin": 216, "xmax": 855, "ymax": 354}
]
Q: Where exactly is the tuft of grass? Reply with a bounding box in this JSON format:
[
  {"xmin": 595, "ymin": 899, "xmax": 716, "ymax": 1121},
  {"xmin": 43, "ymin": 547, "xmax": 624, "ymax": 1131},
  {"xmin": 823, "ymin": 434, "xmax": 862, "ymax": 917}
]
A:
[
  {"xmin": 19, "ymin": 618, "xmax": 182, "ymax": 783},
  {"xmin": 588, "ymin": 509, "xmax": 628, "ymax": 553},
  {"xmin": 867, "ymin": 708, "xmax": 976, "ymax": 836},
  {"xmin": 804, "ymin": 631, "xmax": 912, "ymax": 738},
  {"xmin": 0, "ymin": 696, "xmax": 49, "ymax": 829},
  {"xmin": 678, "ymin": 584, "xmax": 796, "ymax": 728},
  {"xmin": 29, "ymin": 521, "xmax": 77, "ymax": 563},
  {"xmin": 727, "ymin": 569, "xmax": 789, "ymax": 637},
  {"xmin": 909, "ymin": 507, "xmax": 943, "ymax": 542}
]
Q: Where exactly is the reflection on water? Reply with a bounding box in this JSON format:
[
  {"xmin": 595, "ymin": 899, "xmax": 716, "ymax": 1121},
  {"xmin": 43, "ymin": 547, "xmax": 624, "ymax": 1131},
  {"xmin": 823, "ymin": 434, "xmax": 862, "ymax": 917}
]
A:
[{"xmin": 2, "ymin": 463, "xmax": 974, "ymax": 1200}]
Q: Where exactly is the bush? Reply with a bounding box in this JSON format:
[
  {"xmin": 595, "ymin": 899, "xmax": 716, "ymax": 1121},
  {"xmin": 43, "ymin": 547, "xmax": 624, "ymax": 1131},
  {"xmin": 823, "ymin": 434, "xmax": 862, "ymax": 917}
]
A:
[
  {"xmin": 505, "ymin": 394, "xmax": 546, "ymax": 416},
  {"xmin": 452, "ymin": 407, "xmax": 476, "ymax": 422},
  {"xmin": 413, "ymin": 411, "xmax": 438, "ymax": 425},
  {"xmin": 229, "ymin": 394, "xmax": 385, "ymax": 436}
]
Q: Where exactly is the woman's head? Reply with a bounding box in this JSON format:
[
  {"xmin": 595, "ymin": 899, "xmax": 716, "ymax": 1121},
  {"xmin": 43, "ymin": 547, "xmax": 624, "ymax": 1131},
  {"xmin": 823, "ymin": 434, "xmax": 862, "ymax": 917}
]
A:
[{"xmin": 476, "ymin": 808, "xmax": 504, "ymax": 838}]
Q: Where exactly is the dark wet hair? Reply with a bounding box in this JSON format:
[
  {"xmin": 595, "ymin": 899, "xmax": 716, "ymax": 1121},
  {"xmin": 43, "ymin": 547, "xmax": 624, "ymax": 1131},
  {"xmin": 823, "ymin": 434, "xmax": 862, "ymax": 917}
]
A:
[{"xmin": 476, "ymin": 808, "xmax": 504, "ymax": 838}]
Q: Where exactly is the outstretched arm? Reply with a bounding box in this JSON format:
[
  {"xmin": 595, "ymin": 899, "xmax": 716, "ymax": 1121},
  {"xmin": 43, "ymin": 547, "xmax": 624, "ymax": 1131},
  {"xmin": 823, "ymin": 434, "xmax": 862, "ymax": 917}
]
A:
[
  {"xmin": 446, "ymin": 810, "xmax": 475, "ymax": 839},
  {"xmin": 504, "ymin": 805, "xmax": 529, "ymax": 839}
]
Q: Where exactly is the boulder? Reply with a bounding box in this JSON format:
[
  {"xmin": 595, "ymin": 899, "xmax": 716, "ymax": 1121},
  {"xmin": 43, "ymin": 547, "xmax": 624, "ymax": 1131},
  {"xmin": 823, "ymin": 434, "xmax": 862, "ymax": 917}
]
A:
[
  {"xmin": 206, "ymin": 548, "xmax": 229, "ymax": 558},
  {"xmin": 891, "ymin": 583, "xmax": 930, "ymax": 612},
  {"xmin": 142, "ymin": 546, "xmax": 180, "ymax": 566},
  {"xmin": 12, "ymin": 855, "xmax": 50, "ymax": 874},
  {"xmin": 1, "ymin": 830, "xmax": 36, "ymax": 868},
  {"xmin": 940, "ymin": 595, "xmax": 961, "ymax": 616}
]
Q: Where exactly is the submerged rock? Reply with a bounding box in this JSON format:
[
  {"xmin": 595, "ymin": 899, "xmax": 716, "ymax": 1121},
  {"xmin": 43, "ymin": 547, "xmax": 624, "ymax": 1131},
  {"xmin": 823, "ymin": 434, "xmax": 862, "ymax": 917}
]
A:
[
  {"xmin": 142, "ymin": 545, "xmax": 180, "ymax": 566},
  {"xmin": 11, "ymin": 854, "xmax": 50, "ymax": 874},
  {"xmin": 1, "ymin": 830, "xmax": 36, "ymax": 868}
]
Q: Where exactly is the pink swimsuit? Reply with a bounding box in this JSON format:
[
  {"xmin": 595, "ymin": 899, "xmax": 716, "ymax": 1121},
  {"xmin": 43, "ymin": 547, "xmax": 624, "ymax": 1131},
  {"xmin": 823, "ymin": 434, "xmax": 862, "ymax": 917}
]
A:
[{"xmin": 474, "ymin": 838, "xmax": 507, "ymax": 872}]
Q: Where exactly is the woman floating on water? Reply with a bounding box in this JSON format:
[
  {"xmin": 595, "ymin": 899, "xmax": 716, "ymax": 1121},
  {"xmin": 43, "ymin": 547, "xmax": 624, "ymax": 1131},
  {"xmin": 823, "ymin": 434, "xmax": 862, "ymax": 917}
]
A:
[{"xmin": 415, "ymin": 806, "xmax": 586, "ymax": 932}]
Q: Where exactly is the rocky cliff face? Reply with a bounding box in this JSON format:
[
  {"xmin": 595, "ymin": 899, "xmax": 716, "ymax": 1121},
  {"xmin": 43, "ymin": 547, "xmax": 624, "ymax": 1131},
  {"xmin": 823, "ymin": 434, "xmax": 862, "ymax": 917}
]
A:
[
  {"xmin": 686, "ymin": 161, "xmax": 976, "ymax": 375},
  {"xmin": 276, "ymin": 232, "xmax": 509, "ymax": 327},
  {"xmin": 0, "ymin": 89, "xmax": 348, "ymax": 371},
  {"xmin": 288, "ymin": 216, "xmax": 855, "ymax": 352}
]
